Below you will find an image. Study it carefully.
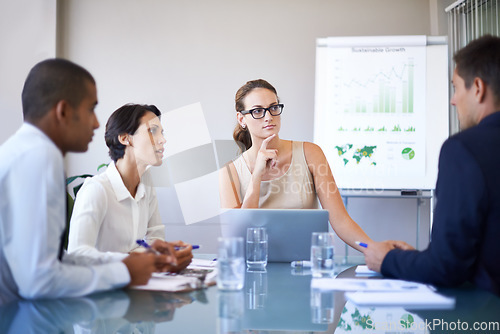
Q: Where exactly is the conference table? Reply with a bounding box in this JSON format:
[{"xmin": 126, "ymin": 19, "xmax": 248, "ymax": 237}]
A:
[{"xmin": 1, "ymin": 256, "xmax": 499, "ymax": 333}]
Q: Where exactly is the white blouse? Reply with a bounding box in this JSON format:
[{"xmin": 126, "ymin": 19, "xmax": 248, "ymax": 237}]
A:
[{"xmin": 68, "ymin": 161, "xmax": 165, "ymax": 261}]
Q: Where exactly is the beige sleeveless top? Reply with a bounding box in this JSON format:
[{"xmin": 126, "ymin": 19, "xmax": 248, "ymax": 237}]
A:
[{"xmin": 233, "ymin": 141, "xmax": 318, "ymax": 209}]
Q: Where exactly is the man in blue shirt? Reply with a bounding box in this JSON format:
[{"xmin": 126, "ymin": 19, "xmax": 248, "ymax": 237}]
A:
[{"xmin": 363, "ymin": 35, "xmax": 500, "ymax": 296}]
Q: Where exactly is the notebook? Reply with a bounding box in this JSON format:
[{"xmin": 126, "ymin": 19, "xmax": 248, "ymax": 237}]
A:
[{"xmin": 219, "ymin": 209, "xmax": 329, "ymax": 262}]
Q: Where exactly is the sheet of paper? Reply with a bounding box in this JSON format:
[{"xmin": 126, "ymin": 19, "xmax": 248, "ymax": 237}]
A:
[
  {"xmin": 189, "ymin": 258, "xmax": 217, "ymax": 269},
  {"xmin": 312, "ymin": 277, "xmax": 456, "ymax": 310},
  {"xmin": 131, "ymin": 266, "xmax": 217, "ymax": 292},
  {"xmin": 355, "ymin": 265, "xmax": 383, "ymax": 277},
  {"xmin": 311, "ymin": 278, "xmax": 431, "ymax": 292},
  {"xmin": 345, "ymin": 291, "xmax": 456, "ymax": 309},
  {"xmin": 131, "ymin": 275, "xmax": 201, "ymax": 292}
]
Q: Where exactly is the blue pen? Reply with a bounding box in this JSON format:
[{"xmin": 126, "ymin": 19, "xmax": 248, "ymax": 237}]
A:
[
  {"xmin": 355, "ymin": 241, "xmax": 368, "ymax": 248},
  {"xmin": 136, "ymin": 239, "xmax": 162, "ymax": 255},
  {"xmin": 174, "ymin": 245, "xmax": 200, "ymax": 250}
]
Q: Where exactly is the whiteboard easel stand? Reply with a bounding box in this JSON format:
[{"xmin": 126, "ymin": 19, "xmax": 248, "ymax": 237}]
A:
[{"xmin": 341, "ymin": 189, "xmax": 434, "ymax": 257}]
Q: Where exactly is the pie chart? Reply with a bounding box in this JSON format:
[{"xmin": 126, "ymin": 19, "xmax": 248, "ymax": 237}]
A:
[{"xmin": 402, "ymin": 147, "xmax": 415, "ymax": 160}]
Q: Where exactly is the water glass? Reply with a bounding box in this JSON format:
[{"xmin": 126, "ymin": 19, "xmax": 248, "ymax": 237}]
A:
[
  {"xmin": 217, "ymin": 237, "xmax": 245, "ymax": 290},
  {"xmin": 246, "ymin": 227, "xmax": 268, "ymax": 269},
  {"xmin": 310, "ymin": 232, "xmax": 335, "ymax": 278}
]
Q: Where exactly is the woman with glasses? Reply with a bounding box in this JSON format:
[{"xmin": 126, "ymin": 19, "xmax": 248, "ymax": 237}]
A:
[
  {"xmin": 68, "ymin": 104, "xmax": 193, "ymax": 272},
  {"xmin": 219, "ymin": 79, "xmax": 375, "ymax": 251}
]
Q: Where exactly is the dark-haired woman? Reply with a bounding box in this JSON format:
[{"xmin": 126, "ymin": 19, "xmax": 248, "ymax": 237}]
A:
[
  {"xmin": 219, "ymin": 80, "xmax": 375, "ymax": 251},
  {"xmin": 68, "ymin": 104, "xmax": 192, "ymax": 272}
]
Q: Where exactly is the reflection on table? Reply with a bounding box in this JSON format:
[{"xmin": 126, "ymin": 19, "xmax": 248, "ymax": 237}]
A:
[
  {"xmin": 0, "ymin": 256, "xmax": 498, "ymax": 334},
  {"xmin": 0, "ymin": 289, "xmax": 194, "ymax": 334}
]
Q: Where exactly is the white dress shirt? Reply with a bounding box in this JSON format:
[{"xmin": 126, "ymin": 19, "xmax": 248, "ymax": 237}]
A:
[
  {"xmin": 67, "ymin": 161, "xmax": 165, "ymax": 260},
  {"xmin": 0, "ymin": 123, "xmax": 130, "ymax": 301}
]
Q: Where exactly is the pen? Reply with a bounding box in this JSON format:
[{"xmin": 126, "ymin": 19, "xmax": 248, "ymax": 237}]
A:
[
  {"xmin": 136, "ymin": 239, "xmax": 162, "ymax": 255},
  {"xmin": 355, "ymin": 241, "xmax": 368, "ymax": 248},
  {"xmin": 174, "ymin": 245, "xmax": 200, "ymax": 250},
  {"xmin": 291, "ymin": 260, "xmax": 312, "ymax": 268}
]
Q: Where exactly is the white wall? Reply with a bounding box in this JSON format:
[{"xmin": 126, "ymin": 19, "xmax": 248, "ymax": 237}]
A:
[
  {"xmin": 0, "ymin": 0, "xmax": 57, "ymax": 143},
  {"xmin": 3, "ymin": 1, "xmax": 453, "ymax": 254},
  {"xmin": 58, "ymin": 0, "xmax": 432, "ymax": 176}
]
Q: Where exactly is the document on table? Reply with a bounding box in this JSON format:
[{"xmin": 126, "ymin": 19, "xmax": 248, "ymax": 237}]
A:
[
  {"xmin": 345, "ymin": 291, "xmax": 455, "ymax": 309},
  {"xmin": 311, "ymin": 278, "xmax": 455, "ymax": 309},
  {"xmin": 130, "ymin": 259, "xmax": 217, "ymax": 292},
  {"xmin": 354, "ymin": 265, "xmax": 382, "ymax": 277},
  {"xmin": 311, "ymin": 278, "xmax": 432, "ymax": 291},
  {"xmin": 189, "ymin": 258, "xmax": 217, "ymax": 269}
]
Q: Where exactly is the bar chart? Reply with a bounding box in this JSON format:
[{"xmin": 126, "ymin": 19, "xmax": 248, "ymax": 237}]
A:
[
  {"xmin": 316, "ymin": 42, "xmax": 427, "ymax": 189},
  {"xmin": 332, "ymin": 57, "xmax": 416, "ymax": 116},
  {"xmin": 315, "ymin": 35, "xmax": 449, "ymax": 190}
]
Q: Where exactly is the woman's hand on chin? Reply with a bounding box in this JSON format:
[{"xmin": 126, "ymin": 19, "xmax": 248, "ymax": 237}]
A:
[{"xmin": 254, "ymin": 134, "xmax": 278, "ymax": 177}]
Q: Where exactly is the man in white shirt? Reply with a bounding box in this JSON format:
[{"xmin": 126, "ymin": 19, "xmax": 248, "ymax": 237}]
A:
[{"xmin": 0, "ymin": 59, "xmax": 171, "ymax": 302}]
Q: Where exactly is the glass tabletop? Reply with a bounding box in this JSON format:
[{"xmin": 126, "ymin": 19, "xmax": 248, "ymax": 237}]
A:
[{"xmin": 1, "ymin": 257, "xmax": 499, "ymax": 333}]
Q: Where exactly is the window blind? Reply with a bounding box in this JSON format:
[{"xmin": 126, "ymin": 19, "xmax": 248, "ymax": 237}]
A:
[{"xmin": 446, "ymin": 0, "xmax": 499, "ymax": 133}]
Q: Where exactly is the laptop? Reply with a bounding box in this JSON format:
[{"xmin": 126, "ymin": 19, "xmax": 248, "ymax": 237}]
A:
[{"xmin": 219, "ymin": 209, "xmax": 329, "ymax": 262}]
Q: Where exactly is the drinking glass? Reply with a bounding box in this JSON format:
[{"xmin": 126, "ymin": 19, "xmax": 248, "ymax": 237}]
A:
[
  {"xmin": 246, "ymin": 227, "xmax": 268, "ymax": 269},
  {"xmin": 310, "ymin": 232, "xmax": 335, "ymax": 278},
  {"xmin": 217, "ymin": 237, "xmax": 245, "ymax": 290}
]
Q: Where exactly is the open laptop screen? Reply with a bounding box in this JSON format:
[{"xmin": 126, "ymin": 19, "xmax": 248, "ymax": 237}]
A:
[{"xmin": 220, "ymin": 209, "xmax": 329, "ymax": 262}]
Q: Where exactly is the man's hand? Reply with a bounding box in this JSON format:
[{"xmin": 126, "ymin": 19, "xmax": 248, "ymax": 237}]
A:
[
  {"xmin": 361, "ymin": 241, "xmax": 395, "ymax": 273},
  {"xmin": 122, "ymin": 252, "xmax": 157, "ymax": 286},
  {"xmin": 386, "ymin": 240, "xmax": 415, "ymax": 251}
]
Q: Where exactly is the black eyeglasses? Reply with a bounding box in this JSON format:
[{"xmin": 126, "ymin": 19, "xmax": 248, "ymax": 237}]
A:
[{"xmin": 240, "ymin": 104, "xmax": 284, "ymax": 119}]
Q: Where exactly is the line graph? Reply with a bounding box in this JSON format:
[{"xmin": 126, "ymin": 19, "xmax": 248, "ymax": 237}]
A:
[
  {"xmin": 329, "ymin": 54, "xmax": 417, "ymax": 115},
  {"xmin": 314, "ymin": 36, "xmax": 449, "ymax": 190}
]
